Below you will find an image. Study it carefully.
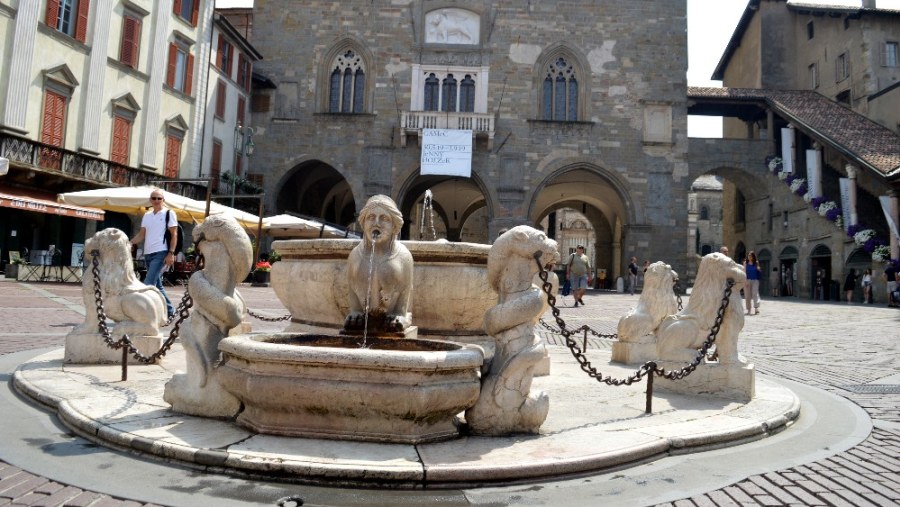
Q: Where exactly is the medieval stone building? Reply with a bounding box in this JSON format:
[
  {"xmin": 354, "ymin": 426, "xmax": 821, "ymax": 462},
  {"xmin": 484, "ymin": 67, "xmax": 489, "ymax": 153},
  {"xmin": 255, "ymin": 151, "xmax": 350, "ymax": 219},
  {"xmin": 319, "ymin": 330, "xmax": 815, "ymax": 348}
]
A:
[{"xmin": 248, "ymin": 0, "xmax": 691, "ymax": 281}]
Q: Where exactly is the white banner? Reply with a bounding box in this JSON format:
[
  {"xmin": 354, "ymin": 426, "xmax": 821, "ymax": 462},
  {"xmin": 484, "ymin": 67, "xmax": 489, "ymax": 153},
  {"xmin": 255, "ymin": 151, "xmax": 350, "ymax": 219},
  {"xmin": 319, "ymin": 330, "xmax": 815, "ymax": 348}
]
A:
[
  {"xmin": 839, "ymin": 178, "xmax": 852, "ymax": 231},
  {"xmin": 781, "ymin": 127, "xmax": 794, "ymax": 173},
  {"xmin": 880, "ymin": 195, "xmax": 900, "ymax": 241},
  {"xmin": 421, "ymin": 129, "xmax": 473, "ymax": 177},
  {"xmin": 806, "ymin": 149, "xmax": 821, "ymax": 197}
]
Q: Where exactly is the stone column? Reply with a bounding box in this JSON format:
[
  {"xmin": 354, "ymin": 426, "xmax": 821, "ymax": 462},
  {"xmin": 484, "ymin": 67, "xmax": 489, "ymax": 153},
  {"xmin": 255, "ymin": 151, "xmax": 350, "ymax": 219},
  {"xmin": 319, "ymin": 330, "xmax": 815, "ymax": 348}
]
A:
[
  {"xmin": 140, "ymin": 0, "xmax": 174, "ymax": 169},
  {"xmin": 1, "ymin": 0, "xmax": 40, "ymax": 134},
  {"xmin": 808, "ymin": 143, "xmax": 823, "ymax": 198},
  {"xmin": 188, "ymin": 0, "xmax": 216, "ymax": 176},
  {"xmin": 889, "ymin": 190, "xmax": 899, "ymax": 260},
  {"xmin": 766, "ymin": 110, "xmax": 776, "ymax": 154},
  {"xmin": 79, "ymin": 0, "xmax": 114, "ymax": 154},
  {"xmin": 846, "ymin": 164, "xmax": 858, "ymax": 227}
]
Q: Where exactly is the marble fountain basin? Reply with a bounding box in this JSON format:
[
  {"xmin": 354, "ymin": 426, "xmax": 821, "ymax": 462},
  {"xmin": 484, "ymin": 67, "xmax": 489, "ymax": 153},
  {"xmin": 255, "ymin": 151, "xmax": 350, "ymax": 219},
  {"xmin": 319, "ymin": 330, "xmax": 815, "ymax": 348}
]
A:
[
  {"xmin": 270, "ymin": 239, "xmax": 496, "ymax": 339},
  {"xmin": 217, "ymin": 333, "xmax": 484, "ymax": 444}
]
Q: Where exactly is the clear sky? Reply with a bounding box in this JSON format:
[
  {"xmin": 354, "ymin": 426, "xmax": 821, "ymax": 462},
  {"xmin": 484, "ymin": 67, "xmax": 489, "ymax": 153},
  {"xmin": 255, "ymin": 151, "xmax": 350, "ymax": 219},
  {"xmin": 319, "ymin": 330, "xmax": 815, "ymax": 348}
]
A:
[{"xmin": 215, "ymin": 0, "xmax": 900, "ymax": 137}]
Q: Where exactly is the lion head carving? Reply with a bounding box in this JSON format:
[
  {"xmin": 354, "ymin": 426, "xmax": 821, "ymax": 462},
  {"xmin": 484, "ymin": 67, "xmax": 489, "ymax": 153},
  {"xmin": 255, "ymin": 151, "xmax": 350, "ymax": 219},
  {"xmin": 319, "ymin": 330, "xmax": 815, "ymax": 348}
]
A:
[
  {"xmin": 487, "ymin": 225, "xmax": 559, "ymax": 296},
  {"xmin": 656, "ymin": 253, "xmax": 746, "ymax": 364},
  {"xmin": 617, "ymin": 261, "xmax": 679, "ymax": 343}
]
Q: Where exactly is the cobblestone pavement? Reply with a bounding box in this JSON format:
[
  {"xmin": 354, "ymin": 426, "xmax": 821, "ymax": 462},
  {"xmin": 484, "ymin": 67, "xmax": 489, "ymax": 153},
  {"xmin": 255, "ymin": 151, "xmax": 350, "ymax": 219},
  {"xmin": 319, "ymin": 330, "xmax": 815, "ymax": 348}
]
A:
[{"xmin": 1, "ymin": 278, "xmax": 898, "ymax": 506}]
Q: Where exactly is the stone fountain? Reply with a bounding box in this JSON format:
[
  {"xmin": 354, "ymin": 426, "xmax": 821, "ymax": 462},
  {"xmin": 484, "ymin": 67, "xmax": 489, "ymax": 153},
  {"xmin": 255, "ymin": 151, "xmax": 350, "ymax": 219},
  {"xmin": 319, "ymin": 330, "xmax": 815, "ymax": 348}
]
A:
[{"xmin": 211, "ymin": 196, "xmax": 486, "ymax": 443}]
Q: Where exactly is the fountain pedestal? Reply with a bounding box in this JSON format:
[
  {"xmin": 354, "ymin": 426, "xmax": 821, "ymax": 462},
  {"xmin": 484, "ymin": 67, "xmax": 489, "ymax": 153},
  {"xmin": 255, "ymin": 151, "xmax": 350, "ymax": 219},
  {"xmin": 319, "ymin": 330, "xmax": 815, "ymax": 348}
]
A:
[{"xmin": 217, "ymin": 334, "xmax": 484, "ymax": 444}]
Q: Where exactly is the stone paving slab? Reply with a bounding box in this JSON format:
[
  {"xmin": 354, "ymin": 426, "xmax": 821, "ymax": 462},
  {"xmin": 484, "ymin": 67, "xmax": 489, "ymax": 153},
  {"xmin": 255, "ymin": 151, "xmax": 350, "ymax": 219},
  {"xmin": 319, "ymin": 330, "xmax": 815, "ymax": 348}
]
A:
[{"xmin": 13, "ymin": 345, "xmax": 800, "ymax": 487}]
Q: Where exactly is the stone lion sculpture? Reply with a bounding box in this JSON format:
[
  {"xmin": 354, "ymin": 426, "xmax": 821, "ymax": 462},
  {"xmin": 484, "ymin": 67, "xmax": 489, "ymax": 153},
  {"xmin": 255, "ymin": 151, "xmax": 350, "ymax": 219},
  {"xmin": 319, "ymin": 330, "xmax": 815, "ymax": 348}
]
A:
[
  {"xmin": 345, "ymin": 195, "xmax": 414, "ymax": 334},
  {"xmin": 656, "ymin": 253, "xmax": 747, "ymax": 364},
  {"xmin": 164, "ymin": 214, "xmax": 252, "ymax": 417},
  {"xmin": 466, "ymin": 225, "xmax": 558, "ymax": 435},
  {"xmin": 71, "ymin": 228, "xmax": 166, "ymax": 339},
  {"xmin": 617, "ymin": 261, "xmax": 679, "ymax": 343}
]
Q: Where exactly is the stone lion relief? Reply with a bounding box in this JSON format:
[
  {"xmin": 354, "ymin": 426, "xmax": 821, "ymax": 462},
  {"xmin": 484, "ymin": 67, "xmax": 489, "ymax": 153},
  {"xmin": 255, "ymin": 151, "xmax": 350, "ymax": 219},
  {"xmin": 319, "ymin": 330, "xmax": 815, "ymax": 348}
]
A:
[{"xmin": 425, "ymin": 8, "xmax": 480, "ymax": 45}]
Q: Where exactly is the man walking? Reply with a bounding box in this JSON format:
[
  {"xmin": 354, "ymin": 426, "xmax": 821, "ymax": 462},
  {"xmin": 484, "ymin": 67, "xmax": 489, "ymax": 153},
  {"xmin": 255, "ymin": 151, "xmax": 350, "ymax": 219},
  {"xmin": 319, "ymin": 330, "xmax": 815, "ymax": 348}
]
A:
[
  {"xmin": 130, "ymin": 189, "xmax": 177, "ymax": 318},
  {"xmin": 566, "ymin": 245, "xmax": 591, "ymax": 307},
  {"xmin": 627, "ymin": 256, "xmax": 639, "ymax": 295}
]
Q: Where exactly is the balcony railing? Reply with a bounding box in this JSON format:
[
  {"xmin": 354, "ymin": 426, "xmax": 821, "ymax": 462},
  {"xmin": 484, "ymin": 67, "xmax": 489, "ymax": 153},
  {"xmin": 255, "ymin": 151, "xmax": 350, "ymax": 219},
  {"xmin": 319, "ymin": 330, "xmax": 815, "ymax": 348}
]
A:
[
  {"xmin": 400, "ymin": 110, "xmax": 495, "ymax": 149},
  {"xmin": 0, "ymin": 132, "xmax": 206, "ymax": 200}
]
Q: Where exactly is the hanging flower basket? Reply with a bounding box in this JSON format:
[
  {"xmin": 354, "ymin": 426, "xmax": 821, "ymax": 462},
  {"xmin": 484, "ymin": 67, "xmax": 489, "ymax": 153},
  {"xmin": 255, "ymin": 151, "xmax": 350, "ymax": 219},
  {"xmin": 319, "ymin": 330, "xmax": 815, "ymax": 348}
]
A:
[
  {"xmin": 789, "ymin": 178, "xmax": 806, "ymax": 194},
  {"xmin": 766, "ymin": 156, "xmax": 784, "ymax": 173},
  {"xmin": 853, "ymin": 229, "xmax": 876, "ymax": 247},
  {"xmin": 872, "ymin": 245, "xmax": 891, "ymax": 263},
  {"xmin": 817, "ymin": 201, "xmax": 837, "ymax": 217}
]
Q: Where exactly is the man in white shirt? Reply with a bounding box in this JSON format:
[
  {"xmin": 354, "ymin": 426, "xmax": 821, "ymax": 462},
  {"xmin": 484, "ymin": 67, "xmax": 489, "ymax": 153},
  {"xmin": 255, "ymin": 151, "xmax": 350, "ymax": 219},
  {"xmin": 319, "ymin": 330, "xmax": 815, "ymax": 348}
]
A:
[{"xmin": 129, "ymin": 189, "xmax": 177, "ymax": 318}]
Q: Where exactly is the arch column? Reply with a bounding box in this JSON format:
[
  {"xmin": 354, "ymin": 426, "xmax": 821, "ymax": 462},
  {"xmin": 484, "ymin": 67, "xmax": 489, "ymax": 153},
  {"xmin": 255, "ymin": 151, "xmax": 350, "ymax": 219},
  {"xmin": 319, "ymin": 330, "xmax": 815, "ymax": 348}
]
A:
[
  {"xmin": 887, "ymin": 190, "xmax": 899, "ymax": 260},
  {"xmin": 845, "ymin": 164, "xmax": 858, "ymax": 227}
]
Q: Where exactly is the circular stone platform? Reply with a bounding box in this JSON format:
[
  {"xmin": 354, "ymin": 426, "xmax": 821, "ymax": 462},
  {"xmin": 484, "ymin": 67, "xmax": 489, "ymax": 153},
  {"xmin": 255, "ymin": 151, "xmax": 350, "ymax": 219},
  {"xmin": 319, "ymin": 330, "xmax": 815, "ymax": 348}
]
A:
[{"xmin": 12, "ymin": 345, "xmax": 800, "ymax": 487}]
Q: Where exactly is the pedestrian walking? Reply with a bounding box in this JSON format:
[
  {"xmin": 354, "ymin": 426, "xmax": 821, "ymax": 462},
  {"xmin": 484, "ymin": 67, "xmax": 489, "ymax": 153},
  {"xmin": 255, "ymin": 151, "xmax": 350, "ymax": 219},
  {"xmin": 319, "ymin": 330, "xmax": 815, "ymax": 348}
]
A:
[
  {"xmin": 129, "ymin": 189, "xmax": 177, "ymax": 319},
  {"xmin": 743, "ymin": 251, "xmax": 761, "ymax": 315}
]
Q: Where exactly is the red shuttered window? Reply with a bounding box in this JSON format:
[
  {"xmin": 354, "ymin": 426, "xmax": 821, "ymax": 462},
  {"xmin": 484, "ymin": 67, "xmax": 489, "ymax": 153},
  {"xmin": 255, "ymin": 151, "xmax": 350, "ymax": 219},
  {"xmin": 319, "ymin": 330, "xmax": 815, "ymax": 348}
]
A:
[
  {"xmin": 110, "ymin": 115, "xmax": 132, "ymax": 165},
  {"xmin": 211, "ymin": 140, "xmax": 222, "ymax": 192},
  {"xmin": 164, "ymin": 135, "xmax": 182, "ymax": 178},
  {"xmin": 215, "ymin": 80, "xmax": 226, "ymax": 119},
  {"xmin": 237, "ymin": 96, "xmax": 246, "ymax": 127},
  {"xmin": 40, "ymin": 89, "xmax": 67, "ymax": 169},
  {"xmin": 119, "ymin": 15, "xmax": 141, "ymax": 68},
  {"xmin": 46, "ymin": 0, "xmax": 90, "ymax": 43}
]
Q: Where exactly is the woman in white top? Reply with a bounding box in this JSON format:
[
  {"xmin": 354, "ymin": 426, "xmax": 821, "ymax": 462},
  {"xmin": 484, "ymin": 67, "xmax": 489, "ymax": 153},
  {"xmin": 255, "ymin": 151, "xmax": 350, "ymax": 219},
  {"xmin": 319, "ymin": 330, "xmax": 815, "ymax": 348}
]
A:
[{"xmin": 861, "ymin": 268, "xmax": 873, "ymax": 304}]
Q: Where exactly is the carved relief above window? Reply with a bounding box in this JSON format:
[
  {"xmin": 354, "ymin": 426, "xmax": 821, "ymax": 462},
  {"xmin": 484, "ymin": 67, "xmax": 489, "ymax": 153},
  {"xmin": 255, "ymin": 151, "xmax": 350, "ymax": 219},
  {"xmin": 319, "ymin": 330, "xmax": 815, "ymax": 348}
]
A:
[{"xmin": 425, "ymin": 8, "xmax": 480, "ymax": 45}]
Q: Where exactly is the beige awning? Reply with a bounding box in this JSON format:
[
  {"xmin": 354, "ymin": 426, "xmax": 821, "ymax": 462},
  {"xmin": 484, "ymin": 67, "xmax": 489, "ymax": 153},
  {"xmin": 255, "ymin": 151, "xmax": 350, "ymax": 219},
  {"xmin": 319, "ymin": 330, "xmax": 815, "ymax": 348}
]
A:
[
  {"xmin": 57, "ymin": 185, "xmax": 261, "ymax": 230},
  {"xmin": 0, "ymin": 186, "xmax": 104, "ymax": 220}
]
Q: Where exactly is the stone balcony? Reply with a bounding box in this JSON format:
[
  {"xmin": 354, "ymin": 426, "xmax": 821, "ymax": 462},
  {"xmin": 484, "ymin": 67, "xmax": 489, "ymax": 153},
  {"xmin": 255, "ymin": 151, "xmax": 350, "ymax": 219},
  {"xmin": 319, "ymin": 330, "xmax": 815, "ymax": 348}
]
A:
[
  {"xmin": 400, "ymin": 110, "xmax": 495, "ymax": 149},
  {"xmin": 0, "ymin": 132, "xmax": 206, "ymax": 200}
]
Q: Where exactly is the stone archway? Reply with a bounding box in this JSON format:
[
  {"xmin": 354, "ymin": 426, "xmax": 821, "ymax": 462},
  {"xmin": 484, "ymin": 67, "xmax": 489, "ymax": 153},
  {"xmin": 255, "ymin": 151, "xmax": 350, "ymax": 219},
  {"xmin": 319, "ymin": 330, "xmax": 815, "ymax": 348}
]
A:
[
  {"xmin": 810, "ymin": 244, "xmax": 833, "ymax": 301},
  {"xmin": 395, "ymin": 172, "xmax": 492, "ymax": 243},
  {"xmin": 529, "ymin": 165, "xmax": 630, "ymax": 280},
  {"xmin": 275, "ymin": 160, "xmax": 357, "ymax": 227}
]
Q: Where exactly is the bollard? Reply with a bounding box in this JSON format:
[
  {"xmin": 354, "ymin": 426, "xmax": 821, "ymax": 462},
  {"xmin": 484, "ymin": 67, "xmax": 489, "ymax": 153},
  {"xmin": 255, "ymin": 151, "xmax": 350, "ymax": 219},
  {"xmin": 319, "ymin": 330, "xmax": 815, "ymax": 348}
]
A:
[{"xmin": 121, "ymin": 346, "xmax": 128, "ymax": 381}]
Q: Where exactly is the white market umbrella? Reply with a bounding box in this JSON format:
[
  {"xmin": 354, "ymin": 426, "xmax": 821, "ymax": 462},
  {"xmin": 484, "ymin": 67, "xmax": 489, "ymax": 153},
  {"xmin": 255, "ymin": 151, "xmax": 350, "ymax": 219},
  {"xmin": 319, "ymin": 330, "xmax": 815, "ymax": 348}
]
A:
[
  {"xmin": 262, "ymin": 214, "xmax": 359, "ymax": 239},
  {"xmin": 58, "ymin": 185, "xmax": 262, "ymax": 230}
]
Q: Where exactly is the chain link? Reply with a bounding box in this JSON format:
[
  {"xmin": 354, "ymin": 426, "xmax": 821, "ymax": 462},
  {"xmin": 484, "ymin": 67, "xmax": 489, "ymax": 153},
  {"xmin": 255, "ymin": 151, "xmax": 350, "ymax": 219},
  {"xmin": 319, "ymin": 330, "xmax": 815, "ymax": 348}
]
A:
[
  {"xmin": 532, "ymin": 252, "xmax": 734, "ymax": 388},
  {"xmin": 538, "ymin": 277, "xmax": 683, "ymax": 339},
  {"xmin": 90, "ymin": 250, "xmax": 193, "ymax": 363},
  {"xmin": 246, "ymin": 308, "xmax": 292, "ymax": 322}
]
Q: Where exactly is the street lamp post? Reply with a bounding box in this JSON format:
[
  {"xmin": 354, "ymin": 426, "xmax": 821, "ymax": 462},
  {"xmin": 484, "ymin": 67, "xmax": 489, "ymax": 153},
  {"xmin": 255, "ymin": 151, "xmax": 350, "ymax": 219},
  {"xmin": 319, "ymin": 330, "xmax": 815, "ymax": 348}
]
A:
[{"xmin": 233, "ymin": 125, "xmax": 256, "ymax": 208}]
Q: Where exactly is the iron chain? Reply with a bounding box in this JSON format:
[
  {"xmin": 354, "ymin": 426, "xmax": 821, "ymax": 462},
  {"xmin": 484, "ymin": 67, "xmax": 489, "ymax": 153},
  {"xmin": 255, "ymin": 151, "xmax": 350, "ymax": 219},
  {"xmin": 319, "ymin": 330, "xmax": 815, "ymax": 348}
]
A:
[
  {"xmin": 90, "ymin": 250, "xmax": 194, "ymax": 364},
  {"xmin": 532, "ymin": 252, "xmax": 733, "ymax": 387}
]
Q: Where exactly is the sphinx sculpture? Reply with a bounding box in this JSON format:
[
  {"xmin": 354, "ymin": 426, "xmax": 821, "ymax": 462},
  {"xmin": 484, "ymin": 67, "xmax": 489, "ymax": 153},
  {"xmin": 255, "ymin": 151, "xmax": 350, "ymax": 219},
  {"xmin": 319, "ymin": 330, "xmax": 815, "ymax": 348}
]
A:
[
  {"xmin": 344, "ymin": 194, "xmax": 414, "ymax": 335},
  {"xmin": 654, "ymin": 252, "xmax": 754, "ymax": 400},
  {"xmin": 466, "ymin": 226, "xmax": 558, "ymax": 435},
  {"xmin": 164, "ymin": 214, "xmax": 252, "ymax": 417},
  {"xmin": 610, "ymin": 261, "xmax": 679, "ymax": 364},
  {"xmin": 64, "ymin": 228, "xmax": 166, "ymax": 364}
]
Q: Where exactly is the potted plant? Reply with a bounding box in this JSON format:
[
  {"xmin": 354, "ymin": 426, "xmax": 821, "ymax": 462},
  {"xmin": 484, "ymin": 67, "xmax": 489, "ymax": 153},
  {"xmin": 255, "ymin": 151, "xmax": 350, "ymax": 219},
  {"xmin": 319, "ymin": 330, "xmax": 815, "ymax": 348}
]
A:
[
  {"xmin": 5, "ymin": 255, "xmax": 27, "ymax": 280},
  {"xmin": 252, "ymin": 260, "xmax": 271, "ymax": 286}
]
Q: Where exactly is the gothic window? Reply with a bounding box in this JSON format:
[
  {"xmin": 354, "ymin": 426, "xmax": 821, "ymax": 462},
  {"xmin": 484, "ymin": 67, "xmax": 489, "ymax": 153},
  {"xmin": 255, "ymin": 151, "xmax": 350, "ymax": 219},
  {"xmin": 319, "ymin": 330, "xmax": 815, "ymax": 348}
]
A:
[
  {"xmin": 460, "ymin": 75, "xmax": 475, "ymax": 112},
  {"xmin": 327, "ymin": 49, "xmax": 366, "ymax": 113},
  {"xmin": 542, "ymin": 57, "xmax": 578, "ymax": 121},
  {"xmin": 700, "ymin": 206, "xmax": 709, "ymax": 220},
  {"xmin": 424, "ymin": 74, "xmax": 440, "ymax": 111},
  {"xmin": 441, "ymin": 74, "xmax": 458, "ymax": 112}
]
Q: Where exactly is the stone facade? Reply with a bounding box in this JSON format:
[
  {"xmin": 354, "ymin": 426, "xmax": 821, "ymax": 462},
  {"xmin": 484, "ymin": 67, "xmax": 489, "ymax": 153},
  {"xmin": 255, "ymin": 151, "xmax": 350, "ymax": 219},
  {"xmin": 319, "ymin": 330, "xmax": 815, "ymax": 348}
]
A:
[
  {"xmin": 248, "ymin": 0, "xmax": 691, "ymax": 279},
  {"xmin": 710, "ymin": 1, "xmax": 900, "ymax": 302}
]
